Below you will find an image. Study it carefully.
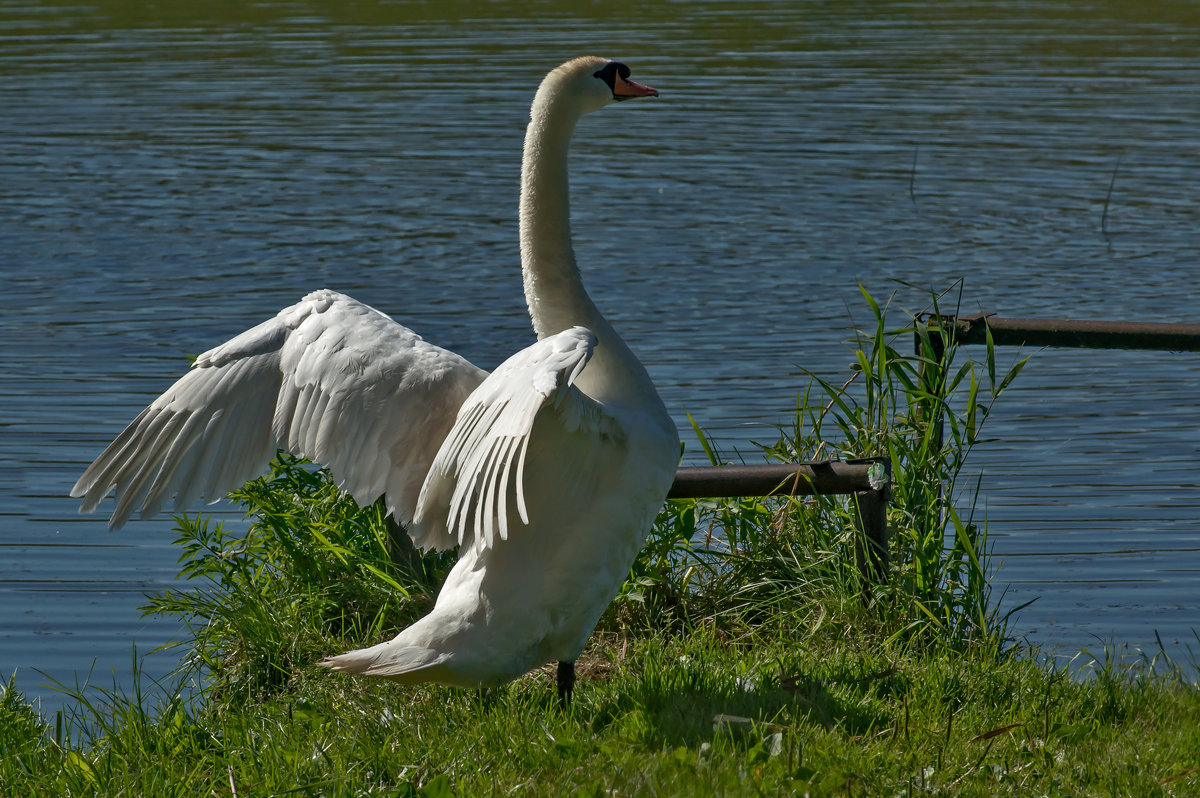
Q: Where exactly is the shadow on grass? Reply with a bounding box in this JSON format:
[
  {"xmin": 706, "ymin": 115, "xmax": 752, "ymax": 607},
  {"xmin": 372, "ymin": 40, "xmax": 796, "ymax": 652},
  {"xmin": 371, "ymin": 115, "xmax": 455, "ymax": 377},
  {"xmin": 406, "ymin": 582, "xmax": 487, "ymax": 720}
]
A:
[{"xmin": 587, "ymin": 657, "xmax": 894, "ymax": 748}]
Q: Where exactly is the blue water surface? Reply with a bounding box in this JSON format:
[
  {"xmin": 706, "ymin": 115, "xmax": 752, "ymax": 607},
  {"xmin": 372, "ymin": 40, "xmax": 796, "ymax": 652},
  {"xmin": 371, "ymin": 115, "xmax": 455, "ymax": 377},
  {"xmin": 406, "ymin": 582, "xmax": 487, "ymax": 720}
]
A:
[{"xmin": 2, "ymin": 1, "xmax": 1198, "ymax": 715}]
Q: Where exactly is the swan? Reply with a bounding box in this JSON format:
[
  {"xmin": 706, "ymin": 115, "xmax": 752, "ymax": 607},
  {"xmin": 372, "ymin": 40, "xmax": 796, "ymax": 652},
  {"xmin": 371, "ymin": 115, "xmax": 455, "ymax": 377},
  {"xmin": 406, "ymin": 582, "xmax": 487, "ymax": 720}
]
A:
[{"xmin": 70, "ymin": 56, "xmax": 677, "ymax": 706}]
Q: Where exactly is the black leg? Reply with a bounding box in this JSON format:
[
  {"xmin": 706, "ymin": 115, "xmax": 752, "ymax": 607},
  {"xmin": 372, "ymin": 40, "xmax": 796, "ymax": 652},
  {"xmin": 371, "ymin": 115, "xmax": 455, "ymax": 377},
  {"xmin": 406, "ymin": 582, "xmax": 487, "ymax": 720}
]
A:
[{"xmin": 557, "ymin": 660, "xmax": 576, "ymax": 708}]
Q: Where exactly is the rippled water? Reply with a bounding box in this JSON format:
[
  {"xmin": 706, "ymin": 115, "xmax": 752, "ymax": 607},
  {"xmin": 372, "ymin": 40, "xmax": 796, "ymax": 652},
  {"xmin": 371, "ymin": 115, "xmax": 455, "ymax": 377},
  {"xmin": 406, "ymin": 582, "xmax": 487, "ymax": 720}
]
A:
[{"xmin": 3, "ymin": 1, "xmax": 1199, "ymax": 714}]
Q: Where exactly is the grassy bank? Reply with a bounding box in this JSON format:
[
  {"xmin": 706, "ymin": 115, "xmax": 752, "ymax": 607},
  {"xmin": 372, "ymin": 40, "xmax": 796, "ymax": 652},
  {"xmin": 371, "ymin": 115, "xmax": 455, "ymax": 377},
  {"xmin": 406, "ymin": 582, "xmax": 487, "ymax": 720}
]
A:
[
  {"xmin": 4, "ymin": 286, "xmax": 1198, "ymax": 796},
  {"xmin": 5, "ymin": 627, "xmax": 1199, "ymax": 796}
]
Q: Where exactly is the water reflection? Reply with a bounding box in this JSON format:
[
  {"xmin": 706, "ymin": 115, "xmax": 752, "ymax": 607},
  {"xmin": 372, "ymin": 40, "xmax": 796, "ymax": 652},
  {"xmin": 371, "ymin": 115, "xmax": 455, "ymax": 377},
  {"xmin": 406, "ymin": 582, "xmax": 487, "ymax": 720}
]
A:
[{"xmin": 2, "ymin": 0, "xmax": 1198, "ymax": 713}]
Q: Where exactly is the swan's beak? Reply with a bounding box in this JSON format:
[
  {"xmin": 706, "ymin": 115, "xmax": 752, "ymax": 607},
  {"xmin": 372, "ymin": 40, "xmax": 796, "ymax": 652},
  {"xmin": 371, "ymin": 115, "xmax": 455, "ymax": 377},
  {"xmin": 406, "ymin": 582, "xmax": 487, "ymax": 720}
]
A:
[{"xmin": 613, "ymin": 74, "xmax": 659, "ymax": 101}]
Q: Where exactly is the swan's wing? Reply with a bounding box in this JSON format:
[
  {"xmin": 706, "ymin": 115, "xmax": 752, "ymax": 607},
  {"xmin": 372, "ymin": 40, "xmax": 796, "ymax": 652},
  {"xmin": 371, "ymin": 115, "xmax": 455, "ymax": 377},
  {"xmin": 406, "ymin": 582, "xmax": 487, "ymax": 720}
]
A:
[
  {"xmin": 412, "ymin": 326, "xmax": 623, "ymax": 551},
  {"xmin": 71, "ymin": 289, "xmax": 488, "ymax": 532}
]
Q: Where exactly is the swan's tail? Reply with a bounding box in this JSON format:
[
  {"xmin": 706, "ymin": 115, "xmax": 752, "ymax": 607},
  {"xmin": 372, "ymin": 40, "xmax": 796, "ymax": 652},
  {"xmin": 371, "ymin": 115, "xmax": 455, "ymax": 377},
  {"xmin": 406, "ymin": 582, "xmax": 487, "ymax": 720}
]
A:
[{"xmin": 319, "ymin": 639, "xmax": 451, "ymax": 681}]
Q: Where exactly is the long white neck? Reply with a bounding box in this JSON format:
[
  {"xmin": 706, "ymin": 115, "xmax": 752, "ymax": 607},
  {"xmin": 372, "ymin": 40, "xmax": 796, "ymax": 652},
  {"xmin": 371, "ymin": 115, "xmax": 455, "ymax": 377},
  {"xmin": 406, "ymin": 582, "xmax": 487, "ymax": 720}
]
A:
[
  {"xmin": 517, "ymin": 76, "xmax": 666, "ymax": 410},
  {"xmin": 519, "ymin": 92, "xmax": 600, "ymax": 338}
]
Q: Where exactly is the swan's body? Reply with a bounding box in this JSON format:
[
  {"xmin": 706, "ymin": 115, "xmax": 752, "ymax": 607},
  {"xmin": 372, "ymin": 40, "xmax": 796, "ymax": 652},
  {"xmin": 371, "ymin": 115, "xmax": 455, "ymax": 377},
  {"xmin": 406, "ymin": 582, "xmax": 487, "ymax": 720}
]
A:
[{"xmin": 71, "ymin": 57, "xmax": 676, "ymax": 700}]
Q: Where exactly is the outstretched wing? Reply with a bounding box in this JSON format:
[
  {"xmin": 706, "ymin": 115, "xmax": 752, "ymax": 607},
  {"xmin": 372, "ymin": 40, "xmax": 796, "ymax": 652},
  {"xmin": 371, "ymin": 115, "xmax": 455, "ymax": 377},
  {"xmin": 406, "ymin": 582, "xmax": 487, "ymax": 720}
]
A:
[
  {"xmin": 71, "ymin": 289, "xmax": 488, "ymax": 533},
  {"xmin": 411, "ymin": 326, "xmax": 624, "ymax": 551}
]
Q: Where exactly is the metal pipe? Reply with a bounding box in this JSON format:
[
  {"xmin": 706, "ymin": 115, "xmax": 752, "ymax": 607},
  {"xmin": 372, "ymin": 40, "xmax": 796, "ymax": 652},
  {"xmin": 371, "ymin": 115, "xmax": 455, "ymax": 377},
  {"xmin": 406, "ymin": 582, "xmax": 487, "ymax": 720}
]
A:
[
  {"xmin": 853, "ymin": 484, "xmax": 890, "ymax": 591},
  {"xmin": 668, "ymin": 460, "xmax": 888, "ymax": 499},
  {"xmin": 929, "ymin": 313, "xmax": 1200, "ymax": 351}
]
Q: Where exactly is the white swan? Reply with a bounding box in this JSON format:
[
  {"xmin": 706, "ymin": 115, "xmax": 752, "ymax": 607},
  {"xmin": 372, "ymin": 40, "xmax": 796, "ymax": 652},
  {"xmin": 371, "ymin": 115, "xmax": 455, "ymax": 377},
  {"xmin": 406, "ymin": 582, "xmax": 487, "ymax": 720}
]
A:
[{"xmin": 71, "ymin": 56, "xmax": 677, "ymax": 705}]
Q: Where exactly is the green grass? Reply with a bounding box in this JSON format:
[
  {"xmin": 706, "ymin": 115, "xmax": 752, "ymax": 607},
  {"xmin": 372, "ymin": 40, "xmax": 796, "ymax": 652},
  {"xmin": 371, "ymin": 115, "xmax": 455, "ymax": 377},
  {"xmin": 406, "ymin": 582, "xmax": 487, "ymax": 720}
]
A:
[
  {"xmin": 3, "ymin": 284, "xmax": 1198, "ymax": 796},
  {"xmin": 5, "ymin": 631, "xmax": 1199, "ymax": 796}
]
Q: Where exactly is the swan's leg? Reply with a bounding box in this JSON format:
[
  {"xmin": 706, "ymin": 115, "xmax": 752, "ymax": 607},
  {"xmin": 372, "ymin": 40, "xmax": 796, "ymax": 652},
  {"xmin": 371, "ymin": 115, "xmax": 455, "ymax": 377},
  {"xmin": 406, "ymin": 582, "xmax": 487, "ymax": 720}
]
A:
[
  {"xmin": 556, "ymin": 660, "xmax": 576, "ymax": 708},
  {"xmin": 472, "ymin": 686, "xmax": 499, "ymax": 709}
]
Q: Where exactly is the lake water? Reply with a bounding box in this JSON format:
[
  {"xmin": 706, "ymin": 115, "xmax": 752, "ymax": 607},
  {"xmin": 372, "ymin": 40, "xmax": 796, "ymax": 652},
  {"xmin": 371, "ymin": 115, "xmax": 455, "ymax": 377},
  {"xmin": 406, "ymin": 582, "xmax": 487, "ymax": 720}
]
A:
[{"xmin": 3, "ymin": 2, "xmax": 1198, "ymax": 716}]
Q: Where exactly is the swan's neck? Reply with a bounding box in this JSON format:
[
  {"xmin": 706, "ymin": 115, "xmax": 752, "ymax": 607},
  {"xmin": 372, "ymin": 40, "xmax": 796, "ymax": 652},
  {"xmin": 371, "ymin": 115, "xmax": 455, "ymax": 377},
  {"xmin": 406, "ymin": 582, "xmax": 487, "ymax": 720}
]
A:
[
  {"xmin": 519, "ymin": 100, "xmax": 599, "ymax": 338},
  {"xmin": 518, "ymin": 88, "xmax": 667, "ymax": 414}
]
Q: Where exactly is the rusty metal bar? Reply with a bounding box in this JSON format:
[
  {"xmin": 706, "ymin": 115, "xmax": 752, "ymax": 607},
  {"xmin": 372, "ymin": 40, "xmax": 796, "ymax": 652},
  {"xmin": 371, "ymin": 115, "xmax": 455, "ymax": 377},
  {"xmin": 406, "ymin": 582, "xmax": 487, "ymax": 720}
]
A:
[
  {"xmin": 853, "ymin": 481, "xmax": 890, "ymax": 589},
  {"xmin": 668, "ymin": 460, "xmax": 888, "ymax": 499},
  {"xmin": 928, "ymin": 313, "xmax": 1200, "ymax": 351}
]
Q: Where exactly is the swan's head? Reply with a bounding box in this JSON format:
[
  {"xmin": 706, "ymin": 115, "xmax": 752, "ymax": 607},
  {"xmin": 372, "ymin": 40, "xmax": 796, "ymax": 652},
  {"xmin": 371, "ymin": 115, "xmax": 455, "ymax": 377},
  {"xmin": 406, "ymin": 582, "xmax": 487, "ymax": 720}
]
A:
[{"xmin": 533, "ymin": 56, "xmax": 658, "ymax": 119}]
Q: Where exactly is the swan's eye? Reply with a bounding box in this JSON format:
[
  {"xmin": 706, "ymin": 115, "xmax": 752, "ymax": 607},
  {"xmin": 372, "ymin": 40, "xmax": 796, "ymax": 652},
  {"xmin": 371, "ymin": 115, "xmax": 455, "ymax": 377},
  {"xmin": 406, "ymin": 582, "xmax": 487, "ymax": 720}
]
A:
[{"xmin": 592, "ymin": 61, "xmax": 631, "ymax": 92}]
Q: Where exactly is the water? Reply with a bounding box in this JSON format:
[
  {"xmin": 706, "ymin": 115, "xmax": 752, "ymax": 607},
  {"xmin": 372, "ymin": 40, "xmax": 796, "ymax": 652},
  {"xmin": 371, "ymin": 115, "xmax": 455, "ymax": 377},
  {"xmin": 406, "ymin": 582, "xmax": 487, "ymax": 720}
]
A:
[{"xmin": 3, "ymin": 2, "xmax": 1198, "ymax": 715}]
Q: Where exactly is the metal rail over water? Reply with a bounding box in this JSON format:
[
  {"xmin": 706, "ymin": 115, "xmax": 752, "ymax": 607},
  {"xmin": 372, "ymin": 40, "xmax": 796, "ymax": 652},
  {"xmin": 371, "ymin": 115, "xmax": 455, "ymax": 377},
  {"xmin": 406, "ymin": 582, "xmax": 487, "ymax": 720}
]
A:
[
  {"xmin": 662, "ymin": 315, "xmax": 1200, "ymax": 596},
  {"xmin": 925, "ymin": 313, "xmax": 1200, "ymax": 352}
]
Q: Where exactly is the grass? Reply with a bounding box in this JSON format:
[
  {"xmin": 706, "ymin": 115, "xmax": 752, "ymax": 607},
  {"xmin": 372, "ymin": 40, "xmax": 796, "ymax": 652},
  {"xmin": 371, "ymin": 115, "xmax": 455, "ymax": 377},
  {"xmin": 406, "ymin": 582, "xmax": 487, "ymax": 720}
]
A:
[
  {"xmin": 4, "ymin": 632, "xmax": 1199, "ymax": 796},
  {"xmin": 3, "ymin": 284, "xmax": 1198, "ymax": 796}
]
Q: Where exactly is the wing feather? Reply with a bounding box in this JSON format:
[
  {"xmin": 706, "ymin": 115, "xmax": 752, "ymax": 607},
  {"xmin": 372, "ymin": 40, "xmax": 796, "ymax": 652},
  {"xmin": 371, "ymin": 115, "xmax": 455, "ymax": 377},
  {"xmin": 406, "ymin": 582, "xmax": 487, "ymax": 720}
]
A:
[
  {"xmin": 412, "ymin": 326, "xmax": 625, "ymax": 551},
  {"xmin": 138, "ymin": 411, "xmax": 208, "ymax": 516},
  {"xmin": 72, "ymin": 289, "xmax": 487, "ymax": 531}
]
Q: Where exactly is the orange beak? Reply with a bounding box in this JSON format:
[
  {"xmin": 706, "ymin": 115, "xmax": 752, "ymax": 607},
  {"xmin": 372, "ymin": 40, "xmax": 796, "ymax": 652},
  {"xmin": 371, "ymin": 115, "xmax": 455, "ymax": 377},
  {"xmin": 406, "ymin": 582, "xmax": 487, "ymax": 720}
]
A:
[{"xmin": 613, "ymin": 73, "xmax": 659, "ymax": 100}]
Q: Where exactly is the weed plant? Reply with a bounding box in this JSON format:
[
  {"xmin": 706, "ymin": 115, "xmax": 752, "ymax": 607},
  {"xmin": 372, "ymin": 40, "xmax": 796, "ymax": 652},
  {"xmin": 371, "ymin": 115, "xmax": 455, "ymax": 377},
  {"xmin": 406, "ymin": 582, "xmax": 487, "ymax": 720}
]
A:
[{"xmin": 143, "ymin": 456, "xmax": 456, "ymax": 703}]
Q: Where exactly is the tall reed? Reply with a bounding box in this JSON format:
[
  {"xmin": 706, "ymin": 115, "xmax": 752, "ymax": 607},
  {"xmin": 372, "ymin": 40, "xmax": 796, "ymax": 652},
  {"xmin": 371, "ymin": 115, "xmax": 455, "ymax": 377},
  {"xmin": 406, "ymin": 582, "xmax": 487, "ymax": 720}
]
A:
[{"xmin": 615, "ymin": 284, "xmax": 1029, "ymax": 650}]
